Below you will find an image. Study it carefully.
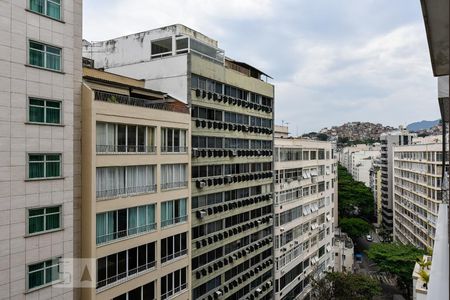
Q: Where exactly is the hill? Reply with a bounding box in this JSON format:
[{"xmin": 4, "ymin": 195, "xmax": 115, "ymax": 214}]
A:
[{"xmin": 406, "ymin": 119, "xmax": 440, "ymax": 132}]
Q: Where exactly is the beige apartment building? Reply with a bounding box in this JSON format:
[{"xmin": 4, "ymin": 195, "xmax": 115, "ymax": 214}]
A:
[
  {"xmin": 274, "ymin": 126, "xmax": 336, "ymax": 300},
  {"xmin": 393, "ymin": 143, "xmax": 443, "ymax": 249},
  {"xmin": 81, "ymin": 66, "xmax": 191, "ymax": 300},
  {"xmin": 0, "ymin": 0, "xmax": 82, "ymax": 299}
]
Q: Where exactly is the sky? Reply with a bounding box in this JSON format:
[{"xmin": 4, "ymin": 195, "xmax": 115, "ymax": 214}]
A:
[{"xmin": 83, "ymin": 0, "xmax": 440, "ymax": 134}]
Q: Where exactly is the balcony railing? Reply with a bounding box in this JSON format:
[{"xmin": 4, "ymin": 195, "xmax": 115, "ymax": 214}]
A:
[
  {"xmin": 96, "ymin": 145, "xmax": 157, "ymax": 154},
  {"xmin": 96, "ymin": 260, "xmax": 156, "ymax": 291},
  {"xmin": 161, "ymin": 283, "xmax": 187, "ymax": 300},
  {"xmin": 96, "ymin": 185, "xmax": 157, "ymax": 200},
  {"xmin": 96, "ymin": 223, "xmax": 157, "ymax": 245},
  {"xmin": 161, "ymin": 146, "xmax": 188, "ymax": 153},
  {"xmin": 94, "ymin": 90, "xmax": 189, "ymax": 113},
  {"xmin": 161, "ymin": 215, "xmax": 188, "ymax": 228},
  {"xmin": 161, "ymin": 249, "xmax": 188, "ymax": 264},
  {"xmin": 161, "ymin": 181, "xmax": 188, "ymax": 190}
]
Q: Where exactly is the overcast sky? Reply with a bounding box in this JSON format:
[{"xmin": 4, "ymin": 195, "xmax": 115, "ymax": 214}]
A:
[{"xmin": 83, "ymin": 0, "xmax": 439, "ymax": 134}]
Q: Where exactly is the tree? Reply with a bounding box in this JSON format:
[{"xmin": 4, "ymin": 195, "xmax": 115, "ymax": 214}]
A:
[
  {"xmin": 338, "ymin": 164, "xmax": 375, "ymax": 221},
  {"xmin": 311, "ymin": 272, "xmax": 381, "ymax": 300},
  {"xmin": 367, "ymin": 243, "xmax": 424, "ymax": 298},
  {"xmin": 316, "ymin": 133, "xmax": 329, "ymax": 141},
  {"xmin": 339, "ymin": 218, "xmax": 371, "ymax": 240}
]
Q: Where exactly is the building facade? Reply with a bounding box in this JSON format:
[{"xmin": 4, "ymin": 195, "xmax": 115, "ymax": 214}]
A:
[
  {"xmin": 370, "ymin": 159, "xmax": 383, "ymax": 228},
  {"xmin": 379, "ymin": 130, "xmax": 416, "ymax": 234},
  {"xmin": 350, "ymin": 150, "xmax": 380, "ymax": 187},
  {"xmin": 0, "ymin": 0, "xmax": 82, "ymax": 298},
  {"xmin": 83, "ymin": 24, "xmax": 275, "ymax": 300},
  {"xmin": 81, "ymin": 66, "xmax": 191, "ymax": 300},
  {"xmin": 274, "ymin": 132, "xmax": 336, "ymax": 300},
  {"xmin": 333, "ymin": 232, "xmax": 354, "ymax": 273},
  {"xmin": 392, "ymin": 143, "xmax": 443, "ymax": 249}
]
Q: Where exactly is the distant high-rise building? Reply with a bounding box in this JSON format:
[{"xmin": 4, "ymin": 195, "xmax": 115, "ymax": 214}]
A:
[
  {"xmin": 83, "ymin": 24, "xmax": 275, "ymax": 300},
  {"xmin": 0, "ymin": 1, "xmax": 82, "ymax": 298},
  {"xmin": 379, "ymin": 130, "xmax": 416, "ymax": 235},
  {"xmin": 273, "ymin": 126, "xmax": 336, "ymax": 299}
]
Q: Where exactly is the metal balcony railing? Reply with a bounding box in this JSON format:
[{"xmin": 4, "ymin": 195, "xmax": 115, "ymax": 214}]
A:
[
  {"xmin": 161, "ymin": 215, "xmax": 188, "ymax": 228},
  {"xmin": 96, "ymin": 185, "xmax": 157, "ymax": 200},
  {"xmin": 161, "ymin": 283, "xmax": 187, "ymax": 300},
  {"xmin": 161, "ymin": 249, "xmax": 188, "ymax": 264},
  {"xmin": 161, "ymin": 181, "xmax": 188, "ymax": 190},
  {"xmin": 161, "ymin": 146, "xmax": 188, "ymax": 153},
  {"xmin": 94, "ymin": 90, "xmax": 189, "ymax": 113},
  {"xmin": 96, "ymin": 145, "xmax": 157, "ymax": 154},
  {"xmin": 96, "ymin": 260, "xmax": 156, "ymax": 291},
  {"xmin": 96, "ymin": 223, "xmax": 157, "ymax": 245}
]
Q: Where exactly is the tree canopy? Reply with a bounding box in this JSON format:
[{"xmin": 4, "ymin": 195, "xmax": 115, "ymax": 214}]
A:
[
  {"xmin": 339, "ymin": 217, "xmax": 371, "ymax": 240},
  {"xmin": 338, "ymin": 164, "xmax": 374, "ymax": 221},
  {"xmin": 367, "ymin": 243, "xmax": 424, "ymax": 296},
  {"xmin": 311, "ymin": 272, "xmax": 382, "ymax": 300}
]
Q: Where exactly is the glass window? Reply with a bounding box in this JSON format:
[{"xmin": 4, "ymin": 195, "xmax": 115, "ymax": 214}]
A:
[
  {"xmin": 29, "ymin": 98, "xmax": 61, "ymax": 124},
  {"xmin": 28, "ymin": 258, "xmax": 60, "ymax": 290},
  {"xmin": 161, "ymin": 128, "xmax": 187, "ymax": 153},
  {"xmin": 28, "ymin": 206, "xmax": 61, "ymax": 235},
  {"xmin": 151, "ymin": 38, "xmax": 172, "ymax": 57},
  {"xmin": 29, "ymin": 0, "xmax": 61, "ymax": 20},
  {"xmin": 176, "ymin": 38, "xmax": 189, "ymax": 54},
  {"xmin": 29, "ymin": 41, "xmax": 61, "ymax": 71},
  {"xmin": 161, "ymin": 198, "xmax": 187, "ymax": 227},
  {"xmin": 28, "ymin": 153, "xmax": 61, "ymax": 179}
]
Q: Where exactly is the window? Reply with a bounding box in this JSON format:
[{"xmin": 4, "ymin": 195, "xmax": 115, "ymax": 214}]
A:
[
  {"xmin": 29, "ymin": 41, "xmax": 61, "ymax": 71},
  {"xmin": 151, "ymin": 38, "xmax": 172, "ymax": 58},
  {"xmin": 28, "ymin": 154, "xmax": 61, "ymax": 179},
  {"xmin": 96, "ymin": 122, "xmax": 155, "ymax": 153},
  {"xmin": 161, "ymin": 128, "xmax": 187, "ymax": 153},
  {"xmin": 96, "ymin": 165, "xmax": 156, "ymax": 199},
  {"xmin": 161, "ymin": 198, "xmax": 187, "ymax": 227},
  {"xmin": 113, "ymin": 281, "xmax": 155, "ymax": 300},
  {"xmin": 96, "ymin": 242, "xmax": 156, "ymax": 289},
  {"xmin": 161, "ymin": 232, "xmax": 187, "ymax": 263},
  {"xmin": 28, "ymin": 258, "xmax": 60, "ymax": 290},
  {"xmin": 161, "ymin": 164, "xmax": 187, "ymax": 190},
  {"xmin": 29, "ymin": 0, "xmax": 61, "ymax": 20},
  {"xmin": 28, "ymin": 206, "xmax": 61, "ymax": 235},
  {"xmin": 28, "ymin": 98, "xmax": 61, "ymax": 124},
  {"xmin": 161, "ymin": 267, "xmax": 187, "ymax": 300},
  {"xmin": 96, "ymin": 204, "xmax": 156, "ymax": 245}
]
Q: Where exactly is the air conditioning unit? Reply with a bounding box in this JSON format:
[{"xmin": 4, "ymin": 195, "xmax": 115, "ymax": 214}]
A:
[
  {"xmin": 199, "ymin": 181, "xmax": 207, "ymax": 188},
  {"xmin": 256, "ymin": 288, "xmax": 262, "ymax": 294},
  {"xmin": 280, "ymin": 227, "xmax": 285, "ymax": 232},
  {"xmin": 214, "ymin": 291, "xmax": 222, "ymax": 297},
  {"xmin": 196, "ymin": 210, "xmax": 207, "ymax": 219}
]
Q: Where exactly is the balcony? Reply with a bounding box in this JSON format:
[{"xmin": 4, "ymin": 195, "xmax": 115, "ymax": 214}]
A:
[
  {"xmin": 96, "ymin": 260, "xmax": 157, "ymax": 292},
  {"xmin": 96, "ymin": 145, "xmax": 157, "ymax": 154},
  {"xmin": 94, "ymin": 90, "xmax": 189, "ymax": 113},
  {"xmin": 96, "ymin": 223, "xmax": 157, "ymax": 245},
  {"xmin": 161, "ymin": 181, "xmax": 188, "ymax": 190},
  {"xmin": 96, "ymin": 185, "xmax": 157, "ymax": 200},
  {"xmin": 161, "ymin": 146, "xmax": 188, "ymax": 153},
  {"xmin": 161, "ymin": 249, "xmax": 188, "ymax": 264},
  {"xmin": 161, "ymin": 215, "xmax": 188, "ymax": 228}
]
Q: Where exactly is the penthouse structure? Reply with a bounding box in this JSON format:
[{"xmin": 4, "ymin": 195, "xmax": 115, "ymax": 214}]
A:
[
  {"xmin": 83, "ymin": 24, "xmax": 275, "ymax": 300},
  {"xmin": 273, "ymin": 126, "xmax": 336, "ymax": 299},
  {"xmin": 81, "ymin": 66, "xmax": 191, "ymax": 300}
]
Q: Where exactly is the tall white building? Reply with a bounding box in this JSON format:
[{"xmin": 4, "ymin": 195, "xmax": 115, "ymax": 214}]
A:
[
  {"xmin": 350, "ymin": 150, "xmax": 380, "ymax": 187},
  {"xmin": 0, "ymin": 0, "xmax": 82, "ymax": 299},
  {"xmin": 380, "ymin": 130, "xmax": 416, "ymax": 234},
  {"xmin": 393, "ymin": 143, "xmax": 443, "ymax": 249},
  {"xmin": 274, "ymin": 128, "xmax": 336, "ymax": 300}
]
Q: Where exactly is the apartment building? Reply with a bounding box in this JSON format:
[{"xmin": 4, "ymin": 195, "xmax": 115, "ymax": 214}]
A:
[
  {"xmin": 274, "ymin": 129, "xmax": 336, "ymax": 300},
  {"xmin": 392, "ymin": 143, "xmax": 443, "ymax": 249},
  {"xmin": 333, "ymin": 232, "xmax": 354, "ymax": 273},
  {"xmin": 379, "ymin": 130, "xmax": 416, "ymax": 235},
  {"xmin": 0, "ymin": 1, "xmax": 82, "ymax": 299},
  {"xmin": 83, "ymin": 24, "xmax": 275, "ymax": 300},
  {"xmin": 350, "ymin": 150, "xmax": 380, "ymax": 187},
  {"xmin": 370, "ymin": 159, "xmax": 383, "ymax": 227},
  {"xmin": 81, "ymin": 66, "xmax": 191, "ymax": 300}
]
